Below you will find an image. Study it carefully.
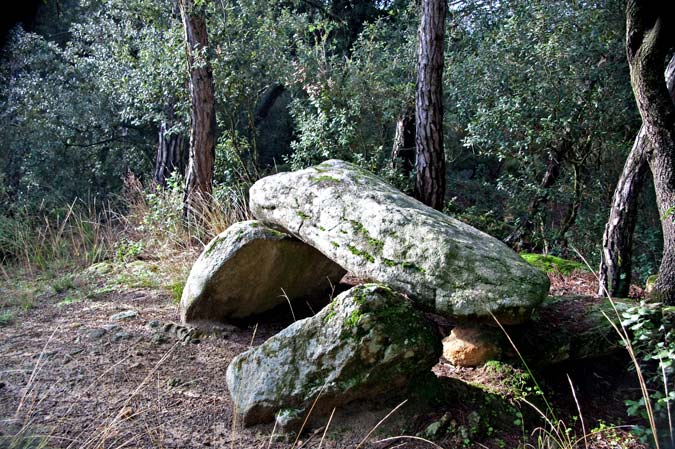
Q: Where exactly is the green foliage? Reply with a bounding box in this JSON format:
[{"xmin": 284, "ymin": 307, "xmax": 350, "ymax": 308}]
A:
[
  {"xmin": 168, "ymin": 280, "xmax": 185, "ymax": 304},
  {"xmin": 622, "ymin": 303, "xmax": 675, "ymax": 445},
  {"xmin": 0, "ymin": 310, "xmax": 14, "ymax": 326},
  {"xmin": 114, "ymin": 239, "xmax": 144, "ymax": 262},
  {"xmin": 0, "ymin": 26, "xmax": 151, "ymax": 210},
  {"xmin": 520, "ymin": 253, "xmax": 588, "ymax": 275},
  {"xmin": 287, "ymin": 6, "xmax": 417, "ymax": 176},
  {"xmin": 51, "ymin": 274, "xmax": 75, "ymax": 294},
  {"xmin": 138, "ymin": 172, "xmax": 185, "ymax": 238},
  {"xmin": 446, "ymin": 0, "xmax": 637, "ymax": 254}
]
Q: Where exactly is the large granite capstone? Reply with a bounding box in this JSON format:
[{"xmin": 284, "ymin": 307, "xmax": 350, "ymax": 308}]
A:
[
  {"xmin": 226, "ymin": 284, "xmax": 441, "ymax": 426},
  {"xmin": 180, "ymin": 220, "xmax": 346, "ymax": 323},
  {"xmin": 249, "ymin": 160, "xmax": 549, "ymax": 323}
]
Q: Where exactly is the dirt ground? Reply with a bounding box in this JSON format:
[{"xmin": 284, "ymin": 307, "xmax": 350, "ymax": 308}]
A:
[{"xmin": 0, "ymin": 264, "xmax": 649, "ymax": 449}]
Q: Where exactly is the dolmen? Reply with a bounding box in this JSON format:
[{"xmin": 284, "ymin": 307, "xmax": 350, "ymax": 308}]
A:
[{"xmin": 179, "ymin": 160, "xmax": 550, "ymax": 428}]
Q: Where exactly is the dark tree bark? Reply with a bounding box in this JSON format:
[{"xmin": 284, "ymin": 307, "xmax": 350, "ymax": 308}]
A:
[
  {"xmin": 596, "ymin": 53, "xmax": 675, "ymax": 297},
  {"xmin": 414, "ymin": 0, "xmax": 446, "ymax": 211},
  {"xmin": 598, "ymin": 130, "xmax": 650, "ymax": 297},
  {"xmin": 180, "ymin": 0, "xmax": 216, "ymax": 222},
  {"xmin": 391, "ymin": 106, "xmax": 416, "ymax": 176},
  {"xmin": 557, "ymin": 162, "xmax": 583, "ymax": 247},
  {"xmin": 505, "ymin": 147, "xmax": 565, "ymax": 251},
  {"xmin": 254, "ymin": 84, "xmax": 285, "ymax": 127},
  {"xmin": 625, "ymin": 1, "xmax": 675, "ymax": 303},
  {"xmin": 153, "ymin": 121, "xmax": 185, "ymax": 188}
]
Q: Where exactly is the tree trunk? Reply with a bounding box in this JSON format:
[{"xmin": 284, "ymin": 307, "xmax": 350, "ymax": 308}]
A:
[
  {"xmin": 598, "ymin": 130, "xmax": 650, "ymax": 297},
  {"xmin": 625, "ymin": 1, "xmax": 675, "ymax": 304},
  {"xmin": 254, "ymin": 84, "xmax": 285, "ymax": 127},
  {"xmin": 598, "ymin": 55, "xmax": 674, "ymax": 298},
  {"xmin": 505, "ymin": 147, "xmax": 564, "ymax": 251},
  {"xmin": 557, "ymin": 163, "xmax": 583, "ymax": 248},
  {"xmin": 414, "ymin": 0, "xmax": 446, "ymax": 211},
  {"xmin": 391, "ymin": 106, "xmax": 416, "ymax": 176},
  {"xmin": 180, "ymin": 0, "xmax": 216, "ymax": 222},
  {"xmin": 153, "ymin": 122, "xmax": 185, "ymax": 188}
]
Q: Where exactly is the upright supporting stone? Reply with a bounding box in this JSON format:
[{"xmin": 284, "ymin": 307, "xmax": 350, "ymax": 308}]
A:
[
  {"xmin": 226, "ymin": 284, "xmax": 441, "ymax": 426},
  {"xmin": 180, "ymin": 220, "xmax": 346, "ymax": 323}
]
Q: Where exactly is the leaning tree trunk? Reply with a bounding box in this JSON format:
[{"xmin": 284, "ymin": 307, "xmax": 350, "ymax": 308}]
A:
[
  {"xmin": 598, "ymin": 130, "xmax": 650, "ymax": 297},
  {"xmin": 625, "ymin": 1, "xmax": 675, "ymax": 304},
  {"xmin": 598, "ymin": 56, "xmax": 675, "ymax": 297},
  {"xmin": 180, "ymin": 0, "xmax": 216, "ymax": 222},
  {"xmin": 153, "ymin": 121, "xmax": 186, "ymax": 188},
  {"xmin": 414, "ymin": 0, "xmax": 446, "ymax": 211},
  {"xmin": 391, "ymin": 106, "xmax": 416, "ymax": 176}
]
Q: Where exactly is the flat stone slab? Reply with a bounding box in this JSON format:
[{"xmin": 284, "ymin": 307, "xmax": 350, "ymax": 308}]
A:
[
  {"xmin": 180, "ymin": 220, "xmax": 346, "ymax": 323},
  {"xmin": 226, "ymin": 284, "xmax": 441, "ymax": 426},
  {"xmin": 506, "ymin": 295, "xmax": 631, "ymax": 367},
  {"xmin": 250, "ymin": 160, "xmax": 549, "ymax": 323},
  {"xmin": 109, "ymin": 310, "xmax": 139, "ymax": 321}
]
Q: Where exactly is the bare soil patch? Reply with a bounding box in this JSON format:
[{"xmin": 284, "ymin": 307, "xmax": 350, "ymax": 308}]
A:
[{"xmin": 0, "ymin": 264, "xmax": 649, "ymax": 449}]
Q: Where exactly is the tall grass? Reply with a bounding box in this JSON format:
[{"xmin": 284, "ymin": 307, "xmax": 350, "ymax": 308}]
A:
[
  {"xmin": 0, "ymin": 173, "xmax": 251, "ymax": 275},
  {"xmin": 0, "ymin": 200, "xmax": 119, "ymax": 272},
  {"xmin": 122, "ymin": 172, "xmax": 251, "ymax": 252}
]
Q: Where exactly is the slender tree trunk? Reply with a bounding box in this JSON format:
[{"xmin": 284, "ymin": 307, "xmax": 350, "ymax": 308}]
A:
[
  {"xmin": 414, "ymin": 0, "xmax": 446, "ymax": 211},
  {"xmin": 153, "ymin": 121, "xmax": 185, "ymax": 188},
  {"xmin": 505, "ymin": 147, "xmax": 564, "ymax": 251},
  {"xmin": 180, "ymin": 0, "xmax": 216, "ymax": 222},
  {"xmin": 625, "ymin": 1, "xmax": 675, "ymax": 304},
  {"xmin": 598, "ymin": 130, "xmax": 650, "ymax": 297},
  {"xmin": 391, "ymin": 106, "xmax": 416, "ymax": 176},
  {"xmin": 557, "ymin": 163, "xmax": 583, "ymax": 247}
]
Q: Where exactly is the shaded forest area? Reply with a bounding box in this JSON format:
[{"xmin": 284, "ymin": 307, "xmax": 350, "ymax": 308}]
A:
[
  {"xmin": 0, "ymin": 0, "xmax": 664, "ymax": 280},
  {"xmin": 1, "ymin": 0, "xmax": 675, "ymax": 448}
]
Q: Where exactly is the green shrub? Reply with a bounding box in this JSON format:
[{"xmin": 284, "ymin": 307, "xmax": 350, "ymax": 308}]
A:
[{"xmin": 622, "ymin": 302, "xmax": 675, "ymax": 446}]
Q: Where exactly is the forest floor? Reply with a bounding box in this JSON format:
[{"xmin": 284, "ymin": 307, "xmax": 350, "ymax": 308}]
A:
[{"xmin": 0, "ymin": 258, "xmax": 650, "ymax": 449}]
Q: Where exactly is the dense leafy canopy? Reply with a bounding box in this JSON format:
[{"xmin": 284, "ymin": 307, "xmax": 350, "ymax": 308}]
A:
[{"xmin": 0, "ymin": 0, "xmax": 663, "ymax": 278}]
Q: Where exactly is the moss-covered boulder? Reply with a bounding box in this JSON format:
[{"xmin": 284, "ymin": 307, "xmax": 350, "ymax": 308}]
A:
[
  {"xmin": 180, "ymin": 220, "xmax": 346, "ymax": 323},
  {"xmin": 225, "ymin": 284, "xmax": 441, "ymax": 426},
  {"xmin": 249, "ymin": 160, "xmax": 549, "ymax": 323}
]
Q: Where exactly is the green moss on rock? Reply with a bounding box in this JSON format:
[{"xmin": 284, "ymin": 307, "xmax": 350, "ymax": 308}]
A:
[
  {"xmin": 347, "ymin": 245, "xmax": 375, "ymax": 263},
  {"xmin": 226, "ymin": 284, "xmax": 441, "ymax": 426},
  {"xmin": 520, "ymin": 253, "xmax": 587, "ymax": 275}
]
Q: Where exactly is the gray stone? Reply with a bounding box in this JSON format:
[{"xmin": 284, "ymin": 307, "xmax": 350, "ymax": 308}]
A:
[
  {"xmin": 226, "ymin": 284, "xmax": 441, "ymax": 426},
  {"xmin": 250, "ymin": 160, "xmax": 549, "ymax": 323},
  {"xmin": 180, "ymin": 220, "xmax": 346, "ymax": 323},
  {"xmin": 87, "ymin": 328, "xmax": 107, "ymax": 339},
  {"xmin": 112, "ymin": 331, "xmax": 133, "ymax": 342},
  {"xmin": 109, "ymin": 310, "xmax": 138, "ymax": 321},
  {"xmin": 152, "ymin": 333, "xmax": 169, "ymax": 345},
  {"xmin": 274, "ymin": 408, "xmax": 303, "ymax": 433},
  {"xmin": 146, "ymin": 320, "xmax": 161, "ymax": 329}
]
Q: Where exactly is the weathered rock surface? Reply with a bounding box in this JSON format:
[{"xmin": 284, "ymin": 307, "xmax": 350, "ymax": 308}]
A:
[
  {"xmin": 442, "ymin": 326, "xmax": 502, "ymax": 367},
  {"xmin": 506, "ymin": 295, "xmax": 631, "ymax": 367},
  {"xmin": 225, "ymin": 284, "xmax": 441, "ymax": 426},
  {"xmin": 250, "ymin": 160, "xmax": 549, "ymax": 323},
  {"xmin": 180, "ymin": 220, "xmax": 346, "ymax": 323}
]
